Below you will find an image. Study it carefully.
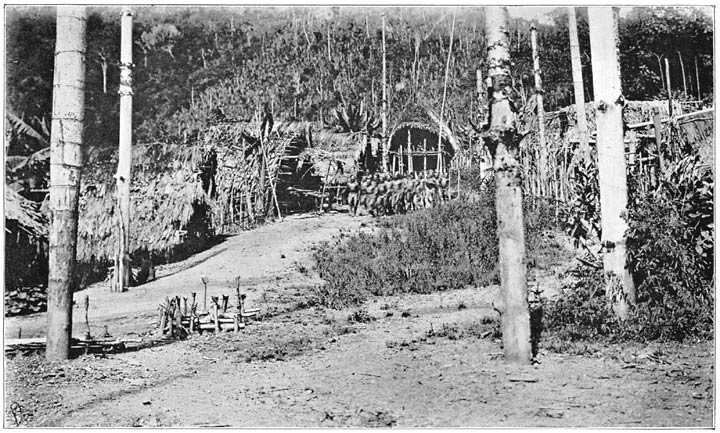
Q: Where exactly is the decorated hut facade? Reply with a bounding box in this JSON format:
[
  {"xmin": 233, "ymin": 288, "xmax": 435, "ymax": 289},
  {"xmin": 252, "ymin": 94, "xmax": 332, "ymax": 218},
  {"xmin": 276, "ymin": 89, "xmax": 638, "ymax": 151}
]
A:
[{"xmin": 388, "ymin": 122, "xmax": 456, "ymax": 175}]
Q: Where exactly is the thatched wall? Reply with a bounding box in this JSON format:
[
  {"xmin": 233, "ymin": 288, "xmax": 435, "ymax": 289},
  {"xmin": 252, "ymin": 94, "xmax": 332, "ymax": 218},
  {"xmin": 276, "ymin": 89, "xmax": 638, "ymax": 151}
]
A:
[{"xmin": 78, "ymin": 143, "xmax": 212, "ymax": 266}]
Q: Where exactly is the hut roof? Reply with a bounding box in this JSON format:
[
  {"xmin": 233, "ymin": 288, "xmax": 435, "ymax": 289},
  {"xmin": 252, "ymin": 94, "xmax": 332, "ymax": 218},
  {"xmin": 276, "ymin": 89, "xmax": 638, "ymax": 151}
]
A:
[
  {"xmin": 4, "ymin": 189, "xmax": 48, "ymax": 239},
  {"xmin": 388, "ymin": 121, "xmax": 457, "ymax": 152}
]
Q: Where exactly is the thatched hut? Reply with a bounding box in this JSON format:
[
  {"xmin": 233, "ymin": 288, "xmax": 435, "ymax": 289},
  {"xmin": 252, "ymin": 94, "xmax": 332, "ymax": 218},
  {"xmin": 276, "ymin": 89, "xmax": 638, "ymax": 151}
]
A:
[
  {"xmin": 388, "ymin": 122, "xmax": 456, "ymax": 174},
  {"xmin": 77, "ymin": 142, "xmax": 214, "ymax": 280}
]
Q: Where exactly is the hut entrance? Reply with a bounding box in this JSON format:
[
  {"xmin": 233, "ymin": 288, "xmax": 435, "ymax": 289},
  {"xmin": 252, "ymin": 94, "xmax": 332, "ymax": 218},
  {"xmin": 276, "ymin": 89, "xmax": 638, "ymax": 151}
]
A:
[{"xmin": 388, "ymin": 122, "xmax": 454, "ymax": 175}]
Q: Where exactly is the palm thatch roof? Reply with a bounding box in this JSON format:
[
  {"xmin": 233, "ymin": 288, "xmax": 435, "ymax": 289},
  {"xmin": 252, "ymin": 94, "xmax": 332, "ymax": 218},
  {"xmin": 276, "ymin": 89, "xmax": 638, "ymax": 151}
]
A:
[{"xmin": 5, "ymin": 189, "xmax": 48, "ymax": 239}]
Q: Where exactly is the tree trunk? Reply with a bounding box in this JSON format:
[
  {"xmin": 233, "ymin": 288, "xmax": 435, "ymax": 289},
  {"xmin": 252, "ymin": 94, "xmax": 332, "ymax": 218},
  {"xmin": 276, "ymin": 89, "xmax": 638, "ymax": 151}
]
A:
[
  {"xmin": 484, "ymin": 7, "xmax": 532, "ymax": 364},
  {"xmin": 530, "ymin": 23, "xmax": 547, "ymax": 197},
  {"xmin": 588, "ymin": 7, "xmax": 636, "ymax": 320},
  {"xmin": 115, "ymin": 8, "xmax": 133, "ymax": 292},
  {"xmin": 46, "ymin": 5, "xmax": 87, "ymax": 361},
  {"xmin": 568, "ymin": 7, "xmax": 591, "ymax": 162},
  {"xmin": 381, "ymin": 12, "xmax": 388, "ymax": 172}
]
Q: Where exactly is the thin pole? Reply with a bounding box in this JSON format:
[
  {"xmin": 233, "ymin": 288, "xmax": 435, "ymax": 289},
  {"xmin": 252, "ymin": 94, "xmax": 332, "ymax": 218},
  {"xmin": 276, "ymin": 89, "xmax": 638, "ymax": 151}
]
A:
[
  {"xmin": 407, "ymin": 130, "xmax": 414, "ymax": 173},
  {"xmin": 664, "ymin": 57, "xmax": 673, "ymax": 117},
  {"xmin": 694, "ymin": 56, "xmax": 701, "ymax": 100},
  {"xmin": 423, "ymin": 138, "xmax": 427, "ymax": 173},
  {"xmin": 568, "ymin": 7, "xmax": 590, "ymax": 163},
  {"xmin": 437, "ymin": 9, "xmax": 457, "ymax": 175},
  {"xmin": 116, "ymin": 8, "xmax": 133, "ymax": 292},
  {"xmin": 677, "ymin": 51, "xmax": 687, "ymax": 96},
  {"xmin": 531, "ymin": 23, "xmax": 547, "ymax": 197},
  {"xmin": 381, "ymin": 12, "xmax": 388, "ymax": 172}
]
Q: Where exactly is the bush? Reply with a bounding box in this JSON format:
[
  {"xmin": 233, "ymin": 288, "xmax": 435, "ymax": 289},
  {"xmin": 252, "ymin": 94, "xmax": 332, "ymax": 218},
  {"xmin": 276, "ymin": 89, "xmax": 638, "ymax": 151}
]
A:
[
  {"xmin": 312, "ymin": 178, "xmax": 562, "ymax": 309},
  {"xmin": 625, "ymin": 155, "xmax": 714, "ymax": 341},
  {"xmin": 542, "ymin": 266, "xmax": 621, "ymax": 343}
]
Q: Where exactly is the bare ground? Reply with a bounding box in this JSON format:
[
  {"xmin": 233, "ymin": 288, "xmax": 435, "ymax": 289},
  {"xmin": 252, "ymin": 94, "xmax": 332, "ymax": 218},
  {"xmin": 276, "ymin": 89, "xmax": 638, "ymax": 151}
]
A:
[{"xmin": 3, "ymin": 211, "xmax": 714, "ymax": 428}]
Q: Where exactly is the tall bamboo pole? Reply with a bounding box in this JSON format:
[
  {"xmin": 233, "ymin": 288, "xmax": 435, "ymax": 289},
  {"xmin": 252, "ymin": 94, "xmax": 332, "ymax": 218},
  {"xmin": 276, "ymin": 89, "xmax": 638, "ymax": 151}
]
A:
[
  {"xmin": 568, "ymin": 7, "xmax": 591, "ymax": 162},
  {"xmin": 530, "ymin": 23, "xmax": 547, "ymax": 197},
  {"xmin": 115, "ymin": 8, "xmax": 133, "ymax": 292},
  {"xmin": 46, "ymin": 5, "xmax": 87, "ymax": 361},
  {"xmin": 694, "ymin": 56, "xmax": 701, "ymax": 100},
  {"xmin": 677, "ymin": 51, "xmax": 687, "ymax": 97},
  {"xmin": 381, "ymin": 12, "xmax": 388, "ymax": 172},
  {"xmin": 588, "ymin": 7, "xmax": 636, "ymax": 320},
  {"xmin": 664, "ymin": 57, "xmax": 673, "ymax": 117},
  {"xmin": 484, "ymin": 7, "xmax": 531, "ymax": 364},
  {"xmin": 437, "ymin": 10, "xmax": 457, "ymax": 175}
]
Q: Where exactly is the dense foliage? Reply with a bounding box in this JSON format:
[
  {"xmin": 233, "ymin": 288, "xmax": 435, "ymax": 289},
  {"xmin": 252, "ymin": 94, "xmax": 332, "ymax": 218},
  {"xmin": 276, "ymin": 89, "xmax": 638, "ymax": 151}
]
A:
[{"xmin": 6, "ymin": 6, "xmax": 713, "ymax": 159}]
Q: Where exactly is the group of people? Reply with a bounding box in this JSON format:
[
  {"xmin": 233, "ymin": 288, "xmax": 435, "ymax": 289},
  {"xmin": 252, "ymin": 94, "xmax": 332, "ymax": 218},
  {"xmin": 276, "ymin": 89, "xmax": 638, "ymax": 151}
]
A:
[{"xmin": 341, "ymin": 171, "xmax": 453, "ymax": 216}]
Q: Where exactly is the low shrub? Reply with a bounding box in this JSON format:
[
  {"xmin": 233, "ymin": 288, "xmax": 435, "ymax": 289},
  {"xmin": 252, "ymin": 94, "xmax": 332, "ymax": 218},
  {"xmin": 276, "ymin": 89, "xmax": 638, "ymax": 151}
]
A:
[{"xmin": 312, "ymin": 177, "xmax": 562, "ymax": 309}]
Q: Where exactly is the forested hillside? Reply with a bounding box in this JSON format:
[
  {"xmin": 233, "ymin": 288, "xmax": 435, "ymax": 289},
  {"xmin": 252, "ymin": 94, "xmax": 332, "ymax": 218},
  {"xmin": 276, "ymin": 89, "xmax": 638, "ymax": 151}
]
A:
[{"xmin": 6, "ymin": 6, "xmax": 713, "ymax": 158}]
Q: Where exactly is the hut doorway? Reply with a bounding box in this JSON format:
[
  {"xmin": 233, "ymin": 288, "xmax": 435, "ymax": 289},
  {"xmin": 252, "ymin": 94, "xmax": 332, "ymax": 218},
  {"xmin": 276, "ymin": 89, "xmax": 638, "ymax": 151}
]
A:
[{"xmin": 388, "ymin": 122, "xmax": 455, "ymax": 175}]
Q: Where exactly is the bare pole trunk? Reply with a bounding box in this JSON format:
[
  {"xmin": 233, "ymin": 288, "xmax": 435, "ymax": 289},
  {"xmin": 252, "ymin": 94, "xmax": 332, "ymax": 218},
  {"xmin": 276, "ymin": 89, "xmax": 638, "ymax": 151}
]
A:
[
  {"xmin": 568, "ymin": 7, "xmax": 591, "ymax": 162},
  {"xmin": 484, "ymin": 7, "xmax": 532, "ymax": 364},
  {"xmin": 115, "ymin": 8, "xmax": 134, "ymax": 292},
  {"xmin": 677, "ymin": 51, "xmax": 687, "ymax": 97},
  {"xmin": 694, "ymin": 56, "xmax": 701, "ymax": 100},
  {"xmin": 436, "ymin": 10, "xmax": 456, "ymax": 175},
  {"xmin": 530, "ymin": 23, "xmax": 547, "ymax": 197},
  {"xmin": 664, "ymin": 57, "xmax": 673, "ymax": 117},
  {"xmin": 588, "ymin": 7, "xmax": 636, "ymax": 320},
  {"xmin": 381, "ymin": 12, "xmax": 388, "ymax": 172},
  {"xmin": 47, "ymin": 5, "xmax": 87, "ymax": 361}
]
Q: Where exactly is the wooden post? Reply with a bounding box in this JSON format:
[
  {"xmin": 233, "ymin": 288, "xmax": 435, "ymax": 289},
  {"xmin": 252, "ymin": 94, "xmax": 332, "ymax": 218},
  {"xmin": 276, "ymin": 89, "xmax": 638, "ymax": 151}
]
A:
[
  {"xmin": 407, "ymin": 130, "xmax": 414, "ymax": 173},
  {"xmin": 484, "ymin": 7, "xmax": 532, "ymax": 364},
  {"xmin": 115, "ymin": 8, "xmax": 133, "ymax": 292},
  {"xmin": 46, "ymin": 5, "xmax": 87, "ymax": 360},
  {"xmin": 653, "ymin": 107, "xmax": 665, "ymax": 173},
  {"xmin": 568, "ymin": 7, "xmax": 591, "ymax": 163},
  {"xmin": 381, "ymin": 13, "xmax": 388, "ymax": 172},
  {"xmin": 531, "ymin": 23, "xmax": 547, "ymax": 197},
  {"xmin": 201, "ymin": 276, "xmax": 208, "ymax": 312},
  {"xmin": 423, "ymin": 139, "xmax": 428, "ymax": 173},
  {"xmin": 664, "ymin": 57, "xmax": 673, "ymax": 117},
  {"xmin": 398, "ymin": 144, "xmax": 404, "ymax": 175},
  {"xmin": 588, "ymin": 7, "xmax": 636, "ymax": 319},
  {"xmin": 213, "ymin": 303, "xmax": 221, "ymax": 333}
]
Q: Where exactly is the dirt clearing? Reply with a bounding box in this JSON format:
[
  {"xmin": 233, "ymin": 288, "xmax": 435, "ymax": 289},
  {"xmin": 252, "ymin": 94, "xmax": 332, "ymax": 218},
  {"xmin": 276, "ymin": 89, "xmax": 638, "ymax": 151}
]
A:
[{"xmin": 4, "ymin": 212, "xmax": 714, "ymax": 427}]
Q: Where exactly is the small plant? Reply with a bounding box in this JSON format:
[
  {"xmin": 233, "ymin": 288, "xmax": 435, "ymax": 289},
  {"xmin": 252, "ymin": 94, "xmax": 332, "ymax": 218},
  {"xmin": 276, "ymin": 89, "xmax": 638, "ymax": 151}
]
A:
[
  {"xmin": 457, "ymin": 300, "xmax": 467, "ymax": 310},
  {"xmin": 347, "ymin": 308, "xmax": 375, "ymax": 324},
  {"xmin": 426, "ymin": 323, "xmax": 463, "ymax": 340}
]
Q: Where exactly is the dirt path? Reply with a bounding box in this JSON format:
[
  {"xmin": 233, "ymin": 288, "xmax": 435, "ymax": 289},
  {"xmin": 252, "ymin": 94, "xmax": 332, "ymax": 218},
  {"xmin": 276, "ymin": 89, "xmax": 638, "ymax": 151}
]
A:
[
  {"xmin": 5, "ymin": 211, "xmax": 371, "ymax": 339},
  {"xmin": 4, "ymin": 212, "xmax": 715, "ymax": 427}
]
